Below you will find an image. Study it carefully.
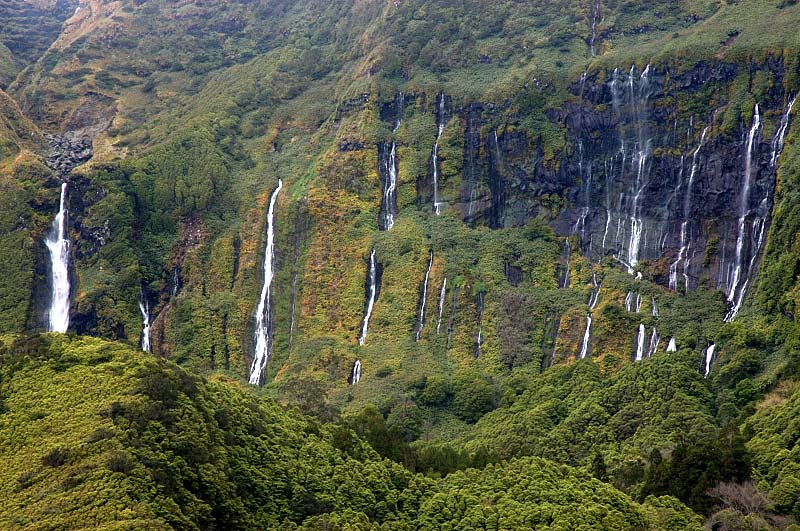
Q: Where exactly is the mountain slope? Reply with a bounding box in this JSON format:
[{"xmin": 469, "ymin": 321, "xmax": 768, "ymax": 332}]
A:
[{"xmin": 3, "ymin": 0, "xmax": 800, "ymax": 528}]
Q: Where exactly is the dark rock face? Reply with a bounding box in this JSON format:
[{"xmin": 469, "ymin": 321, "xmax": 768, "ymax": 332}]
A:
[
  {"xmin": 434, "ymin": 61, "xmax": 792, "ymax": 298},
  {"xmin": 44, "ymin": 132, "xmax": 93, "ymax": 178}
]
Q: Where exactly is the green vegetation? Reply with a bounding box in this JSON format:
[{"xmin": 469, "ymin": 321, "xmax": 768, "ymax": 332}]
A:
[
  {"xmin": 0, "ymin": 334, "xmax": 701, "ymax": 530},
  {"xmin": 3, "ymin": 0, "xmax": 800, "ymax": 528}
]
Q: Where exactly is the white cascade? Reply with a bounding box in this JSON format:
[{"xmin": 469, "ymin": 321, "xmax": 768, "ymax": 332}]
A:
[
  {"xmin": 666, "ymin": 337, "xmax": 677, "ymax": 352},
  {"xmin": 651, "ymin": 296, "xmax": 658, "ymax": 317},
  {"xmin": 351, "ymin": 360, "xmax": 362, "ymax": 384},
  {"xmin": 383, "ymin": 142, "xmax": 398, "ymax": 230},
  {"xmin": 635, "ymin": 293, "xmax": 642, "ymax": 313},
  {"xmin": 436, "ymin": 277, "xmax": 447, "ymax": 335},
  {"xmin": 634, "ymin": 323, "xmax": 645, "ymax": 361},
  {"xmin": 46, "ymin": 182, "xmax": 71, "ymax": 333},
  {"xmin": 725, "ymin": 106, "xmax": 761, "ymax": 322},
  {"xmin": 433, "ymin": 92, "xmax": 446, "ymax": 214},
  {"xmin": 171, "ymin": 267, "xmax": 180, "ymax": 297},
  {"xmin": 704, "ymin": 343, "xmax": 716, "ymax": 377},
  {"xmin": 580, "ymin": 273, "xmax": 601, "ymax": 359},
  {"xmin": 588, "ymin": 285, "xmax": 601, "ymax": 311},
  {"xmin": 771, "ymin": 95, "xmax": 796, "ymax": 168},
  {"xmin": 625, "ymin": 290, "xmax": 633, "ymax": 312},
  {"xmin": 579, "ymin": 314, "xmax": 592, "ymax": 359},
  {"xmin": 138, "ymin": 296, "xmax": 151, "ymax": 352},
  {"xmin": 624, "ymin": 65, "xmax": 652, "ymax": 274},
  {"xmin": 646, "ymin": 327, "xmax": 660, "ymax": 358},
  {"xmin": 670, "ymin": 126, "xmax": 709, "ymax": 291},
  {"xmin": 249, "ymin": 180, "xmax": 283, "ymax": 385},
  {"xmin": 359, "ymin": 249, "xmax": 378, "ymax": 346},
  {"xmin": 415, "ymin": 251, "xmax": 433, "ymax": 341}
]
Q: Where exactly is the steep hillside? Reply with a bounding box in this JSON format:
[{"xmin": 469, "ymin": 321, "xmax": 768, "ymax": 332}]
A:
[{"xmin": 3, "ymin": 0, "xmax": 800, "ymax": 527}]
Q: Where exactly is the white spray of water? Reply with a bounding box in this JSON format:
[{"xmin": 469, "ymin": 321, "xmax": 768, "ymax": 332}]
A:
[
  {"xmin": 358, "ymin": 249, "xmax": 378, "ymax": 346},
  {"xmin": 249, "ymin": 180, "xmax": 283, "ymax": 385},
  {"xmin": 46, "ymin": 183, "xmax": 70, "ymax": 333}
]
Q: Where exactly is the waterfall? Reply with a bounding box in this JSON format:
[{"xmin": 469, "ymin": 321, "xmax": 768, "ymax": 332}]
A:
[
  {"xmin": 588, "ymin": 283, "xmax": 601, "ymax": 310},
  {"xmin": 382, "ymin": 142, "xmax": 399, "ymax": 230},
  {"xmin": 634, "ymin": 323, "xmax": 645, "ymax": 361},
  {"xmin": 725, "ymin": 106, "xmax": 761, "ymax": 322},
  {"xmin": 578, "ymin": 314, "xmax": 592, "ymax": 359},
  {"xmin": 651, "ymin": 297, "xmax": 658, "ymax": 317},
  {"xmin": 359, "ymin": 249, "xmax": 378, "ymax": 346},
  {"xmin": 415, "ymin": 251, "xmax": 434, "ymax": 341},
  {"xmin": 433, "ymin": 92, "xmax": 446, "ymax": 214},
  {"xmin": 624, "ymin": 65, "xmax": 652, "ymax": 273},
  {"xmin": 670, "ymin": 126, "xmax": 709, "ymax": 291},
  {"xmin": 249, "ymin": 180, "xmax": 283, "ymax": 385},
  {"xmin": 436, "ymin": 277, "xmax": 447, "ymax": 334},
  {"xmin": 607, "ymin": 65, "xmax": 652, "ymax": 274},
  {"xmin": 561, "ymin": 239, "xmax": 571, "ymax": 289},
  {"xmin": 703, "ymin": 343, "xmax": 716, "ymax": 377},
  {"xmin": 394, "ymin": 92, "xmax": 404, "ymax": 131},
  {"xmin": 138, "ymin": 295, "xmax": 151, "ymax": 352},
  {"xmin": 579, "ymin": 272, "xmax": 601, "ymax": 359},
  {"xmin": 46, "ymin": 182, "xmax": 71, "ymax": 333},
  {"xmin": 625, "ymin": 291, "xmax": 633, "ymax": 312},
  {"xmin": 667, "ymin": 337, "xmax": 677, "ymax": 352},
  {"xmin": 475, "ymin": 292, "xmax": 485, "ymax": 357},
  {"xmin": 350, "ymin": 360, "xmax": 362, "ymax": 385},
  {"xmin": 635, "ymin": 293, "xmax": 642, "ymax": 313},
  {"xmin": 169, "ymin": 267, "xmax": 180, "ymax": 297},
  {"xmin": 771, "ymin": 95, "xmax": 796, "ymax": 168},
  {"xmin": 646, "ymin": 327, "xmax": 660, "ymax": 358}
]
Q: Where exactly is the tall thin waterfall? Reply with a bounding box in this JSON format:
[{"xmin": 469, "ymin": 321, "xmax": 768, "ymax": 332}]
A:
[
  {"xmin": 578, "ymin": 314, "xmax": 592, "ymax": 359},
  {"xmin": 350, "ymin": 360, "xmax": 362, "ymax": 385},
  {"xmin": 359, "ymin": 249, "xmax": 378, "ymax": 346},
  {"xmin": 607, "ymin": 65, "xmax": 653, "ymax": 273},
  {"xmin": 436, "ymin": 277, "xmax": 447, "ymax": 334},
  {"xmin": 561, "ymin": 239, "xmax": 571, "ymax": 289},
  {"xmin": 415, "ymin": 251, "xmax": 434, "ymax": 341},
  {"xmin": 625, "ymin": 65, "xmax": 651, "ymax": 273},
  {"xmin": 433, "ymin": 92, "xmax": 446, "ymax": 214},
  {"xmin": 670, "ymin": 126, "xmax": 709, "ymax": 290},
  {"xmin": 382, "ymin": 142, "xmax": 398, "ymax": 230},
  {"xmin": 249, "ymin": 179, "xmax": 283, "ymax": 386},
  {"xmin": 625, "ymin": 291, "xmax": 633, "ymax": 312},
  {"xmin": 579, "ymin": 273, "xmax": 601, "ymax": 359},
  {"xmin": 651, "ymin": 297, "xmax": 658, "ymax": 317},
  {"xmin": 771, "ymin": 95, "xmax": 796, "ymax": 168},
  {"xmin": 475, "ymin": 291, "xmax": 485, "ymax": 357},
  {"xmin": 138, "ymin": 295, "xmax": 151, "ymax": 352},
  {"xmin": 703, "ymin": 343, "xmax": 716, "ymax": 377},
  {"xmin": 634, "ymin": 323, "xmax": 645, "ymax": 361},
  {"xmin": 46, "ymin": 182, "xmax": 70, "ymax": 333},
  {"xmin": 725, "ymin": 106, "xmax": 761, "ymax": 322}
]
